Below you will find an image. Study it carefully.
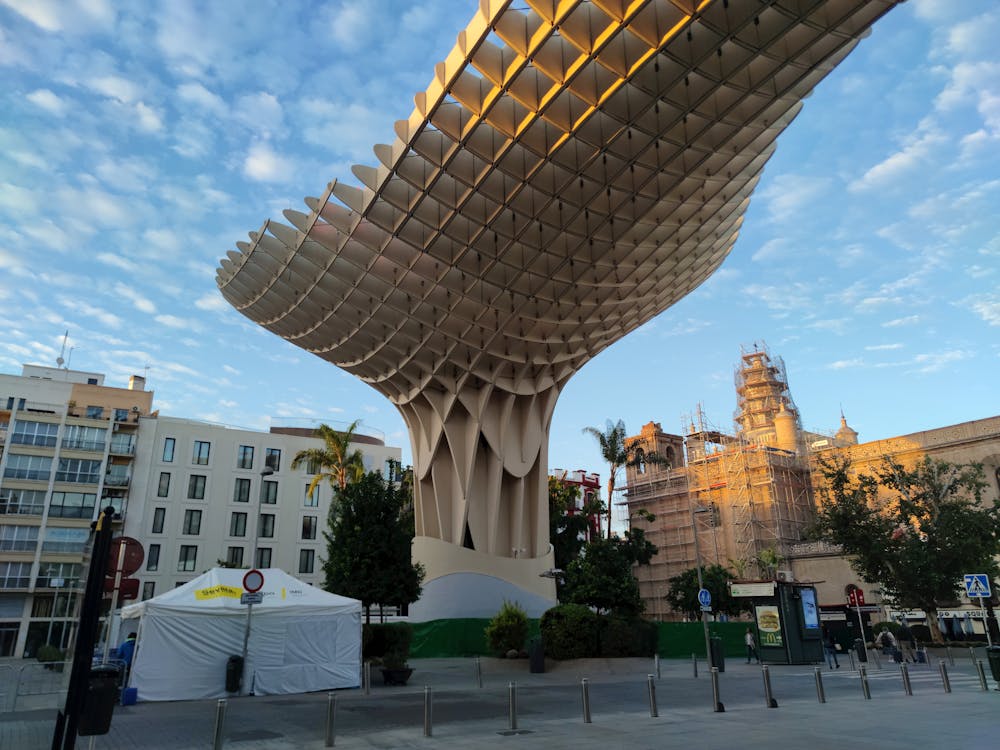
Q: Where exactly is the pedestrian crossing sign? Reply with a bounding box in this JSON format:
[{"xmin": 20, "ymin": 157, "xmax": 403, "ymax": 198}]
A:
[{"xmin": 963, "ymin": 574, "xmax": 991, "ymax": 598}]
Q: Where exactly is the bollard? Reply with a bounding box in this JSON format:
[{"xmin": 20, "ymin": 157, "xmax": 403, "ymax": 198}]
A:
[
  {"xmin": 324, "ymin": 692, "xmax": 336, "ymax": 748},
  {"xmin": 761, "ymin": 665, "xmax": 778, "ymax": 708},
  {"xmin": 424, "ymin": 686, "xmax": 433, "ymax": 737},
  {"xmin": 581, "ymin": 678, "xmax": 592, "ymax": 723},
  {"xmin": 947, "ymin": 645, "xmax": 954, "ymax": 666},
  {"xmin": 976, "ymin": 660, "xmax": 989, "ymax": 691},
  {"xmin": 938, "ymin": 662, "xmax": 951, "ymax": 694},
  {"xmin": 692, "ymin": 653, "xmax": 698, "ymax": 679},
  {"xmin": 859, "ymin": 666, "xmax": 871, "ymax": 700},
  {"xmin": 900, "ymin": 664, "xmax": 913, "ymax": 696},
  {"xmin": 508, "ymin": 681, "xmax": 518, "ymax": 731},
  {"xmin": 710, "ymin": 666, "xmax": 725, "ymax": 712},
  {"xmin": 814, "ymin": 667, "xmax": 826, "ymax": 703},
  {"xmin": 870, "ymin": 649, "xmax": 881, "ymax": 670},
  {"xmin": 847, "ymin": 650, "xmax": 855, "ymax": 671},
  {"xmin": 969, "ymin": 646, "xmax": 978, "ymax": 666},
  {"xmin": 655, "ymin": 654, "xmax": 661, "ymax": 680},
  {"xmin": 363, "ymin": 661, "xmax": 371, "ymax": 695},
  {"xmin": 212, "ymin": 698, "xmax": 227, "ymax": 750},
  {"xmin": 475, "ymin": 656, "xmax": 483, "ymax": 689},
  {"xmin": 647, "ymin": 674, "xmax": 658, "ymax": 718}
]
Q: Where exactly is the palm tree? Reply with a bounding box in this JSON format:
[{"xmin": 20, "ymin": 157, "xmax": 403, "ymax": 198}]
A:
[
  {"xmin": 291, "ymin": 420, "xmax": 366, "ymax": 500},
  {"xmin": 583, "ymin": 419, "xmax": 665, "ymax": 538}
]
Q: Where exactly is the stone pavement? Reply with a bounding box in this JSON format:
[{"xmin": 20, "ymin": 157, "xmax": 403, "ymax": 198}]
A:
[{"xmin": 3, "ymin": 654, "xmax": 998, "ymax": 749}]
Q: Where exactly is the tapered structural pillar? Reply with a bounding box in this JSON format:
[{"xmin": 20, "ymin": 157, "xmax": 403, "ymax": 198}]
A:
[{"xmin": 217, "ymin": 0, "xmax": 901, "ymax": 617}]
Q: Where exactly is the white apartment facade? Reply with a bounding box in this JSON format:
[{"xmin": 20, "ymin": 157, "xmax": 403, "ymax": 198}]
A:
[{"xmin": 124, "ymin": 418, "xmax": 401, "ymax": 601}]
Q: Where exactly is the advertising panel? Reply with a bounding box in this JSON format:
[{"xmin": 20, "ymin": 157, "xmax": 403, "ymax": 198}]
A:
[{"xmin": 756, "ymin": 605, "xmax": 783, "ymax": 647}]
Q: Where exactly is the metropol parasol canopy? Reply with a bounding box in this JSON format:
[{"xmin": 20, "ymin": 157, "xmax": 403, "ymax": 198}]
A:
[{"xmin": 217, "ymin": 0, "xmax": 901, "ymax": 617}]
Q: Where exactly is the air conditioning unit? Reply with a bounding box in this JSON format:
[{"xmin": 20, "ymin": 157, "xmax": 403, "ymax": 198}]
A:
[{"xmin": 776, "ymin": 570, "xmax": 794, "ymax": 582}]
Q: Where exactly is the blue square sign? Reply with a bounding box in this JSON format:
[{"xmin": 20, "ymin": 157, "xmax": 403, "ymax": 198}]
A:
[{"xmin": 963, "ymin": 574, "xmax": 991, "ymax": 598}]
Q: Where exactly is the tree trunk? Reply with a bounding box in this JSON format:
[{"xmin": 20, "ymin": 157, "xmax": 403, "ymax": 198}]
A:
[{"xmin": 925, "ymin": 608, "xmax": 943, "ymax": 644}]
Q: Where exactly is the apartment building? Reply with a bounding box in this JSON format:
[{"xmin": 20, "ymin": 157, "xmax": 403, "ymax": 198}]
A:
[{"xmin": 0, "ymin": 365, "xmax": 152, "ymax": 657}]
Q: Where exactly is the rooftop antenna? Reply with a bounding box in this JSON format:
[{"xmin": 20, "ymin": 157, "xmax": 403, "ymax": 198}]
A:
[{"xmin": 56, "ymin": 330, "xmax": 69, "ymax": 368}]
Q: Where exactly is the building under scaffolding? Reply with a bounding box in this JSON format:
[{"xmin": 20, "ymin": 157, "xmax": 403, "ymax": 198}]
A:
[{"xmin": 625, "ymin": 344, "xmax": 818, "ymax": 620}]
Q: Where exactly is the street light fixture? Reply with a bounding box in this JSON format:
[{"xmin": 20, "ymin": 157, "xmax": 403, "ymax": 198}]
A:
[{"xmin": 691, "ymin": 505, "xmax": 713, "ymax": 669}]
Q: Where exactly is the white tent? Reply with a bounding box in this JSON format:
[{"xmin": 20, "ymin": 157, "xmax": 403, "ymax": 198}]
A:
[{"xmin": 121, "ymin": 568, "xmax": 361, "ymax": 701}]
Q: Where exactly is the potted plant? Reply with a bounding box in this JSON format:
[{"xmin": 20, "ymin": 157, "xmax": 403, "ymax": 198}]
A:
[{"xmin": 379, "ymin": 622, "xmax": 413, "ymax": 686}]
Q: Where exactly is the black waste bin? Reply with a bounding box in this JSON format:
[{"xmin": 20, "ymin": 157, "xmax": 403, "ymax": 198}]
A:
[
  {"xmin": 709, "ymin": 636, "xmax": 725, "ymax": 672},
  {"xmin": 529, "ymin": 637, "xmax": 545, "ymax": 673},
  {"xmin": 853, "ymin": 639, "xmax": 868, "ymax": 663},
  {"xmin": 78, "ymin": 665, "xmax": 118, "ymax": 736},
  {"xmin": 986, "ymin": 646, "xmax": 1000, "ymax": 685},
  {"xmin": 226, "ymin": 655, "xmax": 244, "ymax": 693}
]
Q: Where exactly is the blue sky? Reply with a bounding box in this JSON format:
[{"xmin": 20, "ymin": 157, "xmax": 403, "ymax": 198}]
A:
[{"xmin": 1, "ymin": 1, "xmax": 998, "ymax": 498}]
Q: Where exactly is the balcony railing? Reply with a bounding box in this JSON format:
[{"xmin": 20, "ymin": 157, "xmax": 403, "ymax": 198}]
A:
[
  {"xmin": 10, "ymin": 434, "xmax": 57, "ymax": 447},
  {"xmin": 41, "ymin": 541, "xmax": 87, "ymax": 554},
  {"xmin": 109, "ymin": 442, "xmax": 135, "ymax": 456},
  {"xmin": 0, "ymin": 540, "xmax": 38, "ymax": 553},
  {"xmin": 55, "ymin": 472, "xmax": 101, "ymax": 484},
  {"xmin": 104, "ymin": 474, "xmax": 130, "ymax": 487},
  {"xmin": 0, "ymin": 577, "xmax": 31, "ymax": 589},
  {"xmin": 61, "ymin": 438, "xmax": 105, "ymax": 452},
  {"xmin": 3, "ymin": 469, "xmax": 50, "ymax": 481},
  {"xmin": 0, "ymin": 500, "xmax": 45, "ymax": 517}
]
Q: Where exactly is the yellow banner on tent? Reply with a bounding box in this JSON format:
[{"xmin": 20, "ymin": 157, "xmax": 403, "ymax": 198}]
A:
[{"xmin": 194, "ymin": 585, "xmax": 243, "ymax": 600}]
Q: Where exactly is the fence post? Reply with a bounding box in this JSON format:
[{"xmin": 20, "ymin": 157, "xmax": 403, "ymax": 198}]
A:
[
  {"xmin": 761, "ymin": 665, "xmax": 778, "ymax": 708},
  {"xmin": 900, "ymin": 664, "xmax": 913, "ymax": 696},
  {"xmin": 212, "ymin": 698, "xmax": 227, "ymax": 750},
  {"xmin": 581, "ymin": 678, "xmax": 592, "ymax": 724},
  {"xmin": 814, "ymin": 667, "xmax": 826, "ymax": 703},
  {"xmin": 324, "ymin": 692, "xmax": 336, "ymax": 747},
  {"xmin": 423, "ymin": 686, "xmax": 433, "ymax": 737},
  {"xmin": 710, "ymin": 666, "xmax": 724, "ymax": 712},
  {"xmin": 938, "ymin": 662, "xmax": 951, "ymax": 694},
  {"xmin": 647, "ymin": 674, "xmax": 658, "ymax": 718},
  {"xmin": 859, "ymin": 665, "xmax": 871, "ymax": 700},
  {"xmin": 508, "ymin": 681, "xmax": 517, "ymax": 730}
]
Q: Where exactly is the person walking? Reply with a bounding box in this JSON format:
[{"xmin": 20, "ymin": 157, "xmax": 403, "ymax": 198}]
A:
[
  {"xmin": 745, "ymin": 627, "xmax": 761, "ymax": 664},
  {"xmin": 897, "ymin": 618, "xmax": 917, "ymax": 662},
  {"xmin": 822, "ymin": 625, "xmax": 840, "ymax": 669}
]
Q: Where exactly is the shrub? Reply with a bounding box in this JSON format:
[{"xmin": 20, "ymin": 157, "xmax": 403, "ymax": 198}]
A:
[
  {"xmin": 600, "ymin": 617, "xmax": 657, "ymax": 657},
  {"xmin": 485, "ymin": 600, "xmax": 529, "ymax": 656},
  {"xmin": 540, "ymin": 604, "xmax": 600, "ymax": 659},
  {"xmin": 36, "ymin": 643, "xmax": 63, "ymax": 663},
  {"xmin": 382, "ymin": 622, "xmax": 413, "ymax": 668}
]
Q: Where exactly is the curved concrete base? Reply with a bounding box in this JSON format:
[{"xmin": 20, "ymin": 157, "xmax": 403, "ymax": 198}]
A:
[{"xmin": 409, "ymin": 536, "xmax": 557, "ymax": 621}]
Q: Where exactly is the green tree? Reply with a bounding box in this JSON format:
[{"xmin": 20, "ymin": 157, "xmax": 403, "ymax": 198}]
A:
[
  {"xmin": 814, "ymin": 455, "xmax": 1000, "ymax": 643},
  {"xmin": 323, "ymin": 472, "xmax": 425, "ymax": 624},
  {"xmin": 665, "ymin": 564, "xmax": 750, "ymax": 621},
  {"xmin": 292, "ymin": 421, "xmax": 366, "ymax": 500},
  {"xmin": 561, "ymin": 530, "xmax": 657, "ymax": 615},
  {"xmin": 548, "ymin": 476, "xmax": 602, "ymax": 597},
  {"xmin": 583, "ymin": 419, "xmax": 666, "ymax": 538}
]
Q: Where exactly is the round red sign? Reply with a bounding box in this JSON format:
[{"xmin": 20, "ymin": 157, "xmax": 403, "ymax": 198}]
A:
[
  {"xmin": 106, "ymin": 537, "xmax": 144, "ymax": 578},
  {"xmin": 243, "ymin": 569, "xmax": 265, "ymax": 593}
]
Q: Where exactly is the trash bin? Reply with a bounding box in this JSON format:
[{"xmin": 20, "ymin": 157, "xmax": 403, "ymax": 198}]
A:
[
  {"xmin": 709, "ymin": 636, "xmax": 725, "ymax": 672},
  {"xmin": 853, "ymin": 639, "xmax": 868, "ymax": 663},
  {"xmin": 226, "ymin": 655, "xmax": 244, "ymax": 693},
  {"xmin": 986, "ymin": 646, "xmax": 1000, "ymax": 684},
  {"xmin": 529, "ymin": 637, "xmax": 545, "ymax": 673},
  {"xmin": 78, "ymin": 665, "xmax": 119, "ymax": 736}
]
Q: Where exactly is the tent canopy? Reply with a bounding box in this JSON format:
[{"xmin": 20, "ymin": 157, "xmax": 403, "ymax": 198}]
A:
[{"xmin": 124, "ymin": 568, "xmax": 361, "ymax": 701}]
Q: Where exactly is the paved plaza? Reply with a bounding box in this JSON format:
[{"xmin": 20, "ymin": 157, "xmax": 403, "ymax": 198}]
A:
[{"xmin": 3, "ymin": 654, "xmax": 998, "ymax": 749}]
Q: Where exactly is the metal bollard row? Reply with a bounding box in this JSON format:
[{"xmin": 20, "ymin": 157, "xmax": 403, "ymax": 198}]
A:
[
  {"xmin": 814, "ymin": 667, "xmax": 826, "ymax": 703},
  {"xmin": 710, "ymin": 666, "xmax": 725, "ymax": 712},
  {"xmin": 508, "ymin": 681, "xmax": 518, "ymax": 731},
  {"xmin": 325, "ymin": 692, "xmax": 336, "ymax": 747},
  {"xmin": 761, "ymin": 665, "xmax": 778, "ymax": 708},
  {"xmin": 424, "ymin": 686, "xmax": 433, "ymax": 737},
  {"xmin": 859, "ymin": 665, "xmax": 871, "ymax": 700},
  {"xmin": 692, "ymin": 653, "xmax": 698, "ymax": 678},
  {"xmin": 212, "ymin": 698, "xmax": 227, "ymax": 750},
  {"xmin": 976, "ymin": 660, "xmax": 989, "ymax": 691},
  {"xmin": 647, "ymin": 674, "xmax": 658, "ymax": 718},
  {"xmin": 900, "ymin": 663, "xmax": 913, "ymax": 696},
  {"xmin": 475, "ymin": 655, "xmax": 483, "ymax": 689},
  {"xmin": 938, "ymin": 662, "xmax": 951, "ymax": 694},
  {"xmin": 581, "ymin": 678, "xmax": 592, "ymax": 723}
]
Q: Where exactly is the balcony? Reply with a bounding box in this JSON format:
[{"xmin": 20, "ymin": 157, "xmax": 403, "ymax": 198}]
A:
[
  {"xmin": 10, "ymin": 434, "xmax": 57, "ymax": 448},
  {"xmin": 0, "ymin": 577, "xmax": 30, "ymax": 590},
  {"xmin": 3, "ymin": 468, "xmax": 50, "ymax": 481},
  {"xmin": 0, "ymin": 498, "xmax": 45, "ymax": 517},
  {"xmin": 0, "ymin": 539, "xmax": 38, "ymax": 553},
  {"xmin": 61, "ymin": 438, "xmax": 105, "ymax": 452},
  {"xmin": 104, "ymin": 473, "xmax": 130, "ymax": 488},
  {"xmin": 55, "ymin": 472, "xmax": 101, "ymax": 484},
  {"xmin": 109, "ymin": 441, "xmax": 135, "ymax": 456}
]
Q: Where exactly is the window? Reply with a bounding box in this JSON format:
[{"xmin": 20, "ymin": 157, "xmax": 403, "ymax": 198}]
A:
[
  {"xmin": 1, "ymin": 561, "xmax": 33, "ymax": 588},
  {"xmin": 299, "ymin": 549, "xmax": 315, "ymax": 575},
  {"xmin": 41, "ymin": 527, "xmax": 88, "ymax": 554},
  {"xmin": 63, "ymin": 424, "xmax": 107, "ymax": 451},
  {"xmin": 151, "ymin": 507, "xmax": 166, "ymax": 534},
  {"xmin": 0, "ymin": 489, "xmax": 46, "ymax": 516},
  {"xmin": 265, "ymin": 448, "xmax": 281, "ymax": 472},
  {"xmin": 233, "ymin": 478, "xmax": 251, "ymax": 503},
  {"xmin": 3, "ymin": 454, "xmax": 53, "ymax": 481},
  {"xmin": 301, "ymin": 516, "xmax": 317, "ymax": 540},
  {"xmin": 56, "ymin": 458, "xmax": 102, "ymax": 484},
  {"xmin": 157, "ymin": 472, "xmax": 171, "ymax": 498},
  {"xmin": 35, "ymin": 562, "xmax": 80, "ymax": 588},
  {"xmin": 237, "ymin": 445, "xmax": 254, "ymax": 469},
  {"xmin": 142, "ymin": 582, "xmax": 155, "ymax": 601},
  {"xmin": 256, "ymin": 548, "xmax": 272, "ymax": 568},
  {"xmin": 163, "ymin": 438, "xmax": 175, "ymax": 462},
  {"xmin": 113, "ymin": 408, "xmax": 128, "ymax": 422},
  {"xmin": 259, "ymin": 513, "xmax": 275, "ymax": 538},
  {"xmin": 226, "ymin": 546, "xmax": 244, "ymax": 567},
  {"xmin": 178, "ymin": 545, "xmax": 198, "ymax": 572},
  {"xmin": 192, "ymin": 440, "xmax": 211, "ymax": 465},
  {"xmin": 147, "ymin": 544, "xmax": 160, "ymax": 571},
  {"xmin": 11, "ymin": 420, "xmax": 58, "ymax": 447},
  {"xmin": 303, "ymin": 484, "xmax": 319, "ymax": 507},
  {"xmin": 0, "ymin": 525, "xmax": 39, "ymax": 552},
  {"xmin": 85, "ymin": 405, "xmax": 103, "ymax": 419},
  {"xmin": 261, "ymin": 480, "xmax": 277, "ymax": 504},
  {"xmin": 86, "ymin": 377, "xmax": 98, "ymax": 385},
  {"xmin": 187, "ymin": 475, "xmax": 207, "ymax": 500},
  {"xmin": 48, "ymin": 491, "xmax": 96, "ymax": 519},
  {"xmin": 230, "ymin": 512, "xmax": 247, "ymax": 537},
  {"xmin": 182, "ymin": 509, "xmax": 202, "ymax": 535}
]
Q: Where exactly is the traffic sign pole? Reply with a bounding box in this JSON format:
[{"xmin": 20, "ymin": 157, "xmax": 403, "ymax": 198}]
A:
[{"xmin": 240, "ymin": 569, "xmax": 265, "ymax": 695}]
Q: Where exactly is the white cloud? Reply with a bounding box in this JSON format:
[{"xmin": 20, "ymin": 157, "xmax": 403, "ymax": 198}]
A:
[
  {"xmin": 155, "ymin": 314, "xmax": 199, "ymax": 330},
  {"xmin": 177, "ymin": 83, "xmax": 227, "ymax": 116},
  {"xmin": 828, "ymin": 358, "xmax": 864, "ymax": 370},
  {"xmin": 87, "ymin": 75, "xmax": 140, "ymax": 103},
  {"xmin": 114, "ymin": 283, "xmax": 156, "ymax": 314},
  {"xmin": 243, "ymin": 141, "xmax": 293, "ymax": 182},
  {"xmin": 968, "ymin": 296, "xmax": 1000, "ymax": 326},
  {"xmin": 61, "ymin": 298, "xmax": 123, "ymax": 329},
  {"xmin": 2, "ymin": 0, "xmax": 64, "ymax": 31},
  {"xmin": 26, "ymin": 89, "xmax": 68, "ymax": 116},
  {"xmin": 758, "ymin": 174, "xmax": 832, "ymax": 224},
  {"xmin": 750, "ymin": 238, "xmax": 791, "ymax": 263},
  {"xmin": 865, "ymin": 343, "xmax": 904, "ymax": 351},
  {"xmin": 235, "ymin": 92, "xmax": 284, "ymax": 136},
  {"xmin": 850, "ymin": 129, "xmax": 948, "ymax": 191},
  {"xmin": 96, "ymin": 253, "xmax": 138, "ymax": 272},
  {"xmin": 135, "ymin": 102, "xmax": 164, "ymax": 133},
  {"xmin": 911, "ymin": 350, "xmax": 970, "ymax": 373},
  {"xmin": 195, "ymin": 292, "xmax": 229, "ymax": 311},
  {"xmin": 882, "ymin": 315, "xmax": 920, "ymax": 328}
]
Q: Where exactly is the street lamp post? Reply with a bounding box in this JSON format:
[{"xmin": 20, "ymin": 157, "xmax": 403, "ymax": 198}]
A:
[
  {"xmin": 692, "ymin": 506, "xmax": 713, "ymax": 669},
  {"xmin": 241, "ymin": 467, "xmax": 274, "ymax": 695}
]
